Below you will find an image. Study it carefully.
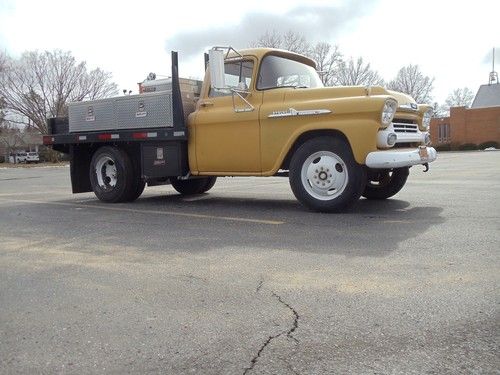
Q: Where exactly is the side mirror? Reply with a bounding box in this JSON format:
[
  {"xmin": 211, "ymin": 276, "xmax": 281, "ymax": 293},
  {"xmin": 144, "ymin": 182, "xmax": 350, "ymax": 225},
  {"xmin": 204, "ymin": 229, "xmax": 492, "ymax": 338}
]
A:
[{"xmin": 209, "ymin": 49, "xmax": 226, "ymax": 90}]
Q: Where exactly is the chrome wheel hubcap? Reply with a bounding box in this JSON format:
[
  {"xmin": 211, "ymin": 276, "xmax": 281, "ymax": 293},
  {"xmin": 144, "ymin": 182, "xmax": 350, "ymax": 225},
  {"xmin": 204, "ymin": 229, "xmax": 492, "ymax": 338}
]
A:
[
  {"xmin": 301, "ymin": 151, "xmax": 348, "ymax": 200},
  {"xmin": 95, "ymin": 156, "xmax": 117, "ymax": 190}
]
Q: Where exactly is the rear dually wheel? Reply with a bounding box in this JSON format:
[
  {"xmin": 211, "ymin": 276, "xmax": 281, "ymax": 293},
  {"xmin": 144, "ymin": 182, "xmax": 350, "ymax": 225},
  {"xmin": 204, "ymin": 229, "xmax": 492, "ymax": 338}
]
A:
[{"xmin": 89, "ymin": 146, "xmax": 136, "ymax": 203}]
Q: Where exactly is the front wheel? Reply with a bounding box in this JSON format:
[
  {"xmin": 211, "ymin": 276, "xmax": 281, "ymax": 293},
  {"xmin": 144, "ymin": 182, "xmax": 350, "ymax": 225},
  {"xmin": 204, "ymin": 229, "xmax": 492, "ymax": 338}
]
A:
[
  {"xmin": 289, "ymin": 137, "xmax": 366, "ymax": 212},
  {"xmin": 171, "ymin": 177, "xmax": 217, "ymax": 195},
  {"xmin": 362, "ymin": 167, "xmax": 409, "ymax": 200}
]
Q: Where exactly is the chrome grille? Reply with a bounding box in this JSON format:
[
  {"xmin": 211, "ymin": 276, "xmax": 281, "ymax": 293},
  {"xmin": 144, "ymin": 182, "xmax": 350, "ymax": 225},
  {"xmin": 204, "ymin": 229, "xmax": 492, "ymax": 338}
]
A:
[{"xmin": 393, "ymin": 121, "xmax": 418, "ymax": 133}]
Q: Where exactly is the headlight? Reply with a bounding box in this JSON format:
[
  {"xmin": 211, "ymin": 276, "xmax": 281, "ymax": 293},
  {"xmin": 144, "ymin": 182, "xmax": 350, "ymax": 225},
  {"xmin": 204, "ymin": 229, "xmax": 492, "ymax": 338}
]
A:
[
  {"xmin": 381, "ymin": 99, "xmax": 397, "ymax": 127},
  {"xmin": 422, "ymin": 109, "xmax": 432, "ymax": 130}
]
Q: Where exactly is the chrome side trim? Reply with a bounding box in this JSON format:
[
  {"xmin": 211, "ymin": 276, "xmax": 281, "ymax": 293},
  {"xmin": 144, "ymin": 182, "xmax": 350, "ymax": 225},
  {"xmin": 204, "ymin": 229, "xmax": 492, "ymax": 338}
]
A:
[{"xmin": 268, "ymin": 108, "xmax": 332, "ymax": 118}]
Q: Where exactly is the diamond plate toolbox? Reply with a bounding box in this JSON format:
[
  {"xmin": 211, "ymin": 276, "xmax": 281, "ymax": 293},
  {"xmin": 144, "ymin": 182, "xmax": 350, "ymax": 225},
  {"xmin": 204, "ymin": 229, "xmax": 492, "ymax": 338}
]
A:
[{"xmin": 68, "ymin": 91, "xmax": 177, "ymax": 132}]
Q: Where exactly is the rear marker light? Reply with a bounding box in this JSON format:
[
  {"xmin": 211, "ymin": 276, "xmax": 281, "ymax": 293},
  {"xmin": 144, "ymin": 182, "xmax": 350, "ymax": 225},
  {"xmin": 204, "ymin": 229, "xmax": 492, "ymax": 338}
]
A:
[
  {"xmin": 98, "ymin": 134, "xmax": 111, "ymax": 140},
  {"xmin": 98, "ymin": 134, "xmax": 119, "ymax": 140},
  {"xmin": 133, "ymin": 132, "xmax": 158, "ymax": 139},
  {"xmin": 133, "ymin": 132, "xmax": 147, "ymax": 139}
]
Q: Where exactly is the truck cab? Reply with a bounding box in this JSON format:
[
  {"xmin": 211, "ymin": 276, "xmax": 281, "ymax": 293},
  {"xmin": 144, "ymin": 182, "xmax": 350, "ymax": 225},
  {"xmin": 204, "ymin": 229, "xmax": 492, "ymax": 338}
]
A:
[{"xmin": 44, "ymin": 47, "xmax": 436, "ymax": 212}]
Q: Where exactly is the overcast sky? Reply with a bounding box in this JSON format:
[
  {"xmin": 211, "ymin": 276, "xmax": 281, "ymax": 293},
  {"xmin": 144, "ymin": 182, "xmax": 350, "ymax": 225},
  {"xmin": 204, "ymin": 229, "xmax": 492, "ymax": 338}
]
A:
[{"xmin": 0, "ymin": 0, "xmax": 499, "ymax": 103}]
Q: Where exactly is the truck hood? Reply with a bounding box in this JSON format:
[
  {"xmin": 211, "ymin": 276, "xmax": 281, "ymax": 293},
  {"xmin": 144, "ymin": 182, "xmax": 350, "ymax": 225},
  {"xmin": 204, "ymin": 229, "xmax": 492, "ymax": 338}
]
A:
[
  {"xmin": 284, "ymin": 85, "xmax": 392, "ymax": 102},
  {"xmin": 387, "ymin": 90, "xmax": 417, "ymax": 107}
]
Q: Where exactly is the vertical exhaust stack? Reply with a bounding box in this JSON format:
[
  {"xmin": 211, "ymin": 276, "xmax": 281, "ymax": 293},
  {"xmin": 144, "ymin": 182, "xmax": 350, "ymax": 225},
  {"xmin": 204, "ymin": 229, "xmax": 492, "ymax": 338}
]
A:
[
  {"xmin": 171, "ymin": 51, "xmax": 185, "ymax": 129},
  {"xmin": 204, "ymin": 53, "xmax": 209, "ymax": 70},
  {"xmin": 170, "ymin": 50, "xmax": 189, "ymax": 176}
]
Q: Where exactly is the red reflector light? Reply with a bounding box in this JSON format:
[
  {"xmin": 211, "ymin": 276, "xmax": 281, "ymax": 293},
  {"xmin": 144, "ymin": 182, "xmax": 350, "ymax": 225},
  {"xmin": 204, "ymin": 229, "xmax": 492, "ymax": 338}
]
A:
[
  {"xmin": 133, "ymin": 132, "xmax": 147, "ymax": 139},
  {"xmin": 43, "ymin": 136, "xmax": 54, "ymax": 145},
  {"xmin": 98, "ymin": 133, "xmax": 112, "ymax": 140}
]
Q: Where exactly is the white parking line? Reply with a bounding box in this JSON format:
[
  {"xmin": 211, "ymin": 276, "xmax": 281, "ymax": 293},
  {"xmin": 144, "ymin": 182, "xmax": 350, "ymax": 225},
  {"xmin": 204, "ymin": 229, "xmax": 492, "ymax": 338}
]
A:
[{"xmin": 0, "ymin": 197, "xmax": 285, "ymax": 225}]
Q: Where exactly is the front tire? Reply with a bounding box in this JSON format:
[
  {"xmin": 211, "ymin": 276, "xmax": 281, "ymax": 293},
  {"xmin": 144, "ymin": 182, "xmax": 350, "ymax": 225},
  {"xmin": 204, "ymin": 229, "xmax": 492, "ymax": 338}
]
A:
[
  {"xmin": 171, "ymin": 177, "xmax": 217, "ymax": 195},
  {"xmin": 289, "ymin": 137, "xmax": 365, "ymax": 212},
  {"xmin": 362, "ymin": 167, "xmax": 409, "ymax": 200},
  {"xmin": 89, "ymin": 146, "xmax": 135, "ymax": 203}
]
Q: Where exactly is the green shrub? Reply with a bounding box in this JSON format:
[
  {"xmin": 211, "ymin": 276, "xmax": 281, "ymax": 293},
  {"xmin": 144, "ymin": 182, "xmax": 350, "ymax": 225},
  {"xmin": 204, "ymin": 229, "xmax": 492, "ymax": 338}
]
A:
[
  {"xmin": 479, "ymin": 141, "xmax": 499, "ymax": 150},
  {"xmin": 458, "ymin": 143, "xmax": 478, "ymax": 151},
  {"xmin": 0, "ymin": 155, "xmax": 5, "ymax": 163}
]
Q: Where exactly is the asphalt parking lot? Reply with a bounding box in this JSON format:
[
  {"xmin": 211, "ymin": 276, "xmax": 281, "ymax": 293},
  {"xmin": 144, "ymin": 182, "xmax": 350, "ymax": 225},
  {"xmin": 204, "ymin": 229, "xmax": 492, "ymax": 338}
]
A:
[{"xmin": 0, "ymin": 151, "xmax": 499, "ymax": 374}]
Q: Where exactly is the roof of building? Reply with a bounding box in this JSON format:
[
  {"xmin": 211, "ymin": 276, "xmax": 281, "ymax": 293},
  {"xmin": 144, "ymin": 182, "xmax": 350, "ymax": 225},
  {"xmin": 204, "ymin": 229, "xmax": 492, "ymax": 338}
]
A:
[{"xmin": 471, "ymin": 84, "xmax": 500, "ymax": 108}]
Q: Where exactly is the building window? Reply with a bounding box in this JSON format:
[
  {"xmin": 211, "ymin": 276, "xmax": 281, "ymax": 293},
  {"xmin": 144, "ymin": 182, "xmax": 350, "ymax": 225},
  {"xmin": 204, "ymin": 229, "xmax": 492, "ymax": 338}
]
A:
[{"xmin": 438, "ymin": 123, "xmax": 450, "ymax": 143}]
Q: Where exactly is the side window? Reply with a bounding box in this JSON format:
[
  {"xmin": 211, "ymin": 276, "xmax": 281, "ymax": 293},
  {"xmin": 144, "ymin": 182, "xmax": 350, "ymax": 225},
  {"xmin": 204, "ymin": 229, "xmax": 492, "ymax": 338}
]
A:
[{"xmin": 209, "ymin": 60, "xmax": 254, "ymax": 97}]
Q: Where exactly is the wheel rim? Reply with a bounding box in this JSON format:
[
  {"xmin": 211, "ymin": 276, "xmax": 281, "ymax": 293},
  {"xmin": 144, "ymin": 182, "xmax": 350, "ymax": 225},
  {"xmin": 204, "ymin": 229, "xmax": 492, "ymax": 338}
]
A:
[
  {"xmin": 95, "ymin": 155, "xmax": 117, "ymax": 190},
  {"xmin": 300, "ymin": 151, "xmax": 348, "ymax": 200}
]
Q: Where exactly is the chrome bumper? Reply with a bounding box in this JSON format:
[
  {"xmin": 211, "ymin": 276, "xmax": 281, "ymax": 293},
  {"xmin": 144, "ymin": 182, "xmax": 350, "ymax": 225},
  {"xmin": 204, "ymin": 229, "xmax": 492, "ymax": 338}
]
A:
[{"xmin": 365, "ymin": 146, "xmax": 437, "ymax": 169}]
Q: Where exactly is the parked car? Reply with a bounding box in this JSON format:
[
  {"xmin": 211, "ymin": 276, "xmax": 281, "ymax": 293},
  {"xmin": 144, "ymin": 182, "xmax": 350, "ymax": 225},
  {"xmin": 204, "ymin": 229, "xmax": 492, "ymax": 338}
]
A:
[
  {"xmin": 9, "ymin": 152, "xmax": 27, "ymax": 163},
  {"xmin": 26, "ymin": 152, "xmax": 40, "ymax": 163}
]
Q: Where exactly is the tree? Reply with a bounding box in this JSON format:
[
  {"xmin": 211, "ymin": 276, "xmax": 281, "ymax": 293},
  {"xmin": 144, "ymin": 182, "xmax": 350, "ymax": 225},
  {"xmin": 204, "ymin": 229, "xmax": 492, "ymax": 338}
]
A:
[
  {"xmin": 432, "ymin": 102, "xmax": 448, "ymax": 118},
  {"xmin": 253, "ymin": 31, "xmax": 345, "ymax": 86},
  {"xmin": 252, "ymin": 30, "xmax": 282, "ymax": 49},
  {"xmin": 310, "ymin": 42, "xmax": 342, "ymax": 86},
  {"xmin": 387, "ymin": 65, "xmax": 434, "ymax": 103},
  {"xmin": 0, "ymin": 51, "xmax": 7, "ymax": 127},
  {"xmin": 280, "ymin": 31, "xmax": 311, "ymax": 56},
  {"xmin": 0, "ymin": 50, "xmax": 117, "ymax": 134},
  {"xmin": 0, "ymin": 121, "xmax": 23, "ymax": 158},
  {"xmin": 335, "ymin": 57, "xmax": 384, "ymax": 86},
  {"xmin": 252, "ymin": 30, "xmax": 311, "ymax": 56},
  {"xmin": 445, "ymin": 87, "xmax": 474, "ymax": 108}
]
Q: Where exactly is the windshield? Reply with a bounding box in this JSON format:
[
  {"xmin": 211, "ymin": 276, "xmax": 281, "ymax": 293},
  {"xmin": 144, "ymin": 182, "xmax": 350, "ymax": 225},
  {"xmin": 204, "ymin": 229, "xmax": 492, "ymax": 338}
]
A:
[{"xmin": 257, "ymin": 55, "xmax": 323, "ymax": 90}]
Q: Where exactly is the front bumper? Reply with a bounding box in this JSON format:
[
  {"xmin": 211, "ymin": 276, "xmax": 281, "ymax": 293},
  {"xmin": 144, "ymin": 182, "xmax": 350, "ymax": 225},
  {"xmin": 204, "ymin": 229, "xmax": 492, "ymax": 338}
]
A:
[{"xmin": 365, "ymin": 146, "xmax": 437, "ymax": 169}]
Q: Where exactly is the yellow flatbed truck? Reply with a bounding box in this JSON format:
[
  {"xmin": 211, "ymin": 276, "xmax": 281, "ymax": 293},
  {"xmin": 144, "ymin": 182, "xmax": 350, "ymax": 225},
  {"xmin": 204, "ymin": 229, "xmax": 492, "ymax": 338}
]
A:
[{"xmin": 44, "ymin": 47, "xmax": 436, "ymax": 212}]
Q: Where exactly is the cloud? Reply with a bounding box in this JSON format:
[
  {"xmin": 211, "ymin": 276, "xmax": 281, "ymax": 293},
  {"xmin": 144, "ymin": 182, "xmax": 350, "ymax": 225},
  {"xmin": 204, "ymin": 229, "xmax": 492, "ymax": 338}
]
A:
[{"xmin": 165, "ymin": 0, "xmax": 379, "ymax": 58}]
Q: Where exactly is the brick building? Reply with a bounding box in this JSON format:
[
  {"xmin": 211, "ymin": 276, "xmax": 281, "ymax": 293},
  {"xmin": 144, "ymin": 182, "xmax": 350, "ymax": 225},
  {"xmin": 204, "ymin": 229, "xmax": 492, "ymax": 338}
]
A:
[{"xmin": 430, "ymin": 83, "xmax": 500, "ymax": 149}]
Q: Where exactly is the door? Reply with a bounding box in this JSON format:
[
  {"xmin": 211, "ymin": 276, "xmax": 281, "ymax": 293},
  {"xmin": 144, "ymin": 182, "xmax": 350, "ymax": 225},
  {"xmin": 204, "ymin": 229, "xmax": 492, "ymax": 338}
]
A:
[{"xmin": 194, "ymin": 58, "xmax": 262, "ymax": 174}]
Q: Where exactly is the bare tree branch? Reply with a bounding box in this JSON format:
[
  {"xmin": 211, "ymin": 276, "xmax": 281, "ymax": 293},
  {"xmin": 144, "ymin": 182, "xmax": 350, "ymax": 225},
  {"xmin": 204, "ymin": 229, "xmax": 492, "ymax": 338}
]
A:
[
  {"xmin": 252, "ymin": 30, "xmax": 311, "ymax": 55},
  {"xmin": 387, "ymin": 65, "xmax": 434, "ymax": 103},
  {"xmin": 310, "ymin": 42, "xmax": 342, "ymax": 86},
  {"xmin": 0, "ymin": 120, "xmax": 23, "ymax": 154},
  {"xmin": 0, "ymin": 50, "xmax": 117, "ymax": 134},
  {"xmin": 251, "ymin": 30, "xmax": 283, "ymax": 49},
  {"xmin": 445, "ymin": 87, "xmax": 474, "ymax": 108},
  {"xmin": 335, "ymin": 57, "xmax": 384, "ymax": 86}
]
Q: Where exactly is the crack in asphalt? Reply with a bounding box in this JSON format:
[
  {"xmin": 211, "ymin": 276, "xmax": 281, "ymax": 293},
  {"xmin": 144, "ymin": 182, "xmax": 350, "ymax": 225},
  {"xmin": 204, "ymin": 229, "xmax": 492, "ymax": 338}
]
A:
[
  {"xmin": 243, "ymin": 285, "xmax": 300, "ymax": 374},
  {"xmin": 256, "ymin": 280, "xmax": 264, "ymax": 292},
  {"xmin": 272, "ymin": 292, "xmax": 300, "ymax": 344}
]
